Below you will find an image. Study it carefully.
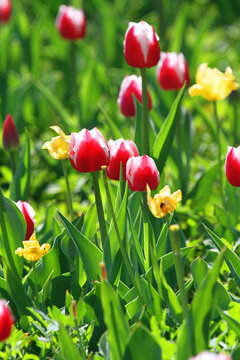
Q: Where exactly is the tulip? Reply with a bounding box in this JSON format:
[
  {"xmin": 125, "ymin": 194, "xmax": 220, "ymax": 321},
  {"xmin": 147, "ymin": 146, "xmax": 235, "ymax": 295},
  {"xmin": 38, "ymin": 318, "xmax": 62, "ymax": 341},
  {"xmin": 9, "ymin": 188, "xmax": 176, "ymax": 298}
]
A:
[
  {"xmin": 124, "ymin": 21, "xmax": 160, "ymax": 68},
  {"xmin": 117, "ymin": 75, "xmax": 152, "ymax": 117},
  {"xmin": 16, "ymin": 201, "xmax": 36, "ymax": 240},
  {"xmin": 156, "ymin": 52, "xmax": 190, "ymax": 90},
  {"xmin": 0, "ymin": 300, "xmax": 14, "ymax": 341},
  {"xmin": 0, "ymin": 0, "xmax": 11, "ymax": 23},
  {"xmin": 56, "ymin": 5, "xmax": 86, "ymax": 40},
  {"xmin": 190, "ymin": 351, "xmax": 232, "ymax": 360},
  {"xmin": 188, "ymin": 63, "xmax": 239, "ymax": 101},
  {"xmin": 147, "ymin": 185, "xmax": 182, "ymax": 218},
  {"xmin": 15, "ymin": 232, "xmax": 51, "ymax": 262},
  {"xmin": 126, "ymin": 155, "xmax": 159, "ymax": 191},
  {"xmin": 42, "ymin": 126, "xmax": 70, "ymax": 160},
  {"xmin": 225, "ymin": 146, "xmax": 240, "ymax": 187},
  {"xmin": 2, "ymin": 114, "xmax": 19, "ymax": 150},
  {"xmin": 106, "ymin": 139, "xmax": 139, "ymax": 181},
  {"xmin": 69, "ymin": 128, "xmax": 109, "ymax": 173}
]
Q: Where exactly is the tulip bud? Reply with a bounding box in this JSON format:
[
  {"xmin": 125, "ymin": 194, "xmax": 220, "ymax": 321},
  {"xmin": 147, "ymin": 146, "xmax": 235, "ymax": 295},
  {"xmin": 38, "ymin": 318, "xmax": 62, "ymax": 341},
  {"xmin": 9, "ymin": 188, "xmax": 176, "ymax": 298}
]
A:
[
  {"xmin": 69, "ymin": 128, "xmax": 109, "ymax": 173},
  {"xmin": 55, "ymin": 5, "xmax": 86, "ymax": 40},
  {"xmin": 124, "ymin": 21, "xmax": 160, "ymax": 68},
  {"xmin": 16, "ymin": 201, "xmax": 36, "ymax": 240},
  {"xmin": 225, "ymin": 146, "xmax": 240, "ymax": 187},
  {"xmin": 0, "ymin": 0, "xmax": 11, "ymax": 23},
  {"xmin": 156, "ymin": 52, "xmax": 190, "ymax": 90},
  {"xmin": 106, "ymin": 138, "xmax": 139, "ymax": 181},
  {"xmin": 126, "ymin": 155, "xmax": 160, "ymax": 192},
  {"xmin": 2, "ymin": 114, "xmax": 19, "ymax": 150},
  {"xmin": 0, "ymin": 300, "xmax": 14, "ymax": 341},
  {"xmin": 117, "ymin": 75, "xmax": 152, "ymax": 117}
]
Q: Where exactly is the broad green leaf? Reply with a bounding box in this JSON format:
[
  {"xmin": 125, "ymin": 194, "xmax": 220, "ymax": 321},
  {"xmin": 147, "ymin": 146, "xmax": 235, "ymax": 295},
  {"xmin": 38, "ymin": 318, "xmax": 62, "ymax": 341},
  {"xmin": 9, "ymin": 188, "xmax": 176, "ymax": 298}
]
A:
[
  {"xmin": 101, "ymin": 280, "xmax": 130, "ymax": 360},
  {"xmin": 153, "ymin": 83, "xmax": 186, "ymax": 173},
  {"xmin": 10, "ymin": 131, "xmax": 30, "ymax": 201},
  {"xmin": 123, "ymin": 324, "xmax": 162, "ymax": 360},
  {"xmin": 219, "ymin": 308, "xmax": 240, "ymax": 337},
  {"xmin": 0, "ymin": 190, "xmax": 25, "ymax": 277},
  {"xmin": 58, "ymin": 210, "xmax": 103, "ymax": 282},
  {"xmin": 176, "ymin": 249, "xmax": 225, "ymax": 360},
  {"xmin": 58, "ymin": 323, "xmax": 83, "ymax": 360},
  {"xmin": 203, "ymin": 224, "xmax": 240, "ymax": 288}
]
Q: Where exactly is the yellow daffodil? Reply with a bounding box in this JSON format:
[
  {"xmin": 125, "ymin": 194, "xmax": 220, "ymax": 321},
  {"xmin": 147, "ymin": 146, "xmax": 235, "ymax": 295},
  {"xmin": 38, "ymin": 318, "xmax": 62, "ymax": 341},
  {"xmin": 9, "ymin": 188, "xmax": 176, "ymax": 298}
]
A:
[
  {"xmin": 147, "ymin": 185, "xmax": 182, "ymax": 218},
  {"xmin": 188, "ymin": 63, "xmax": 239, "ymax": 101},
  {"xmin": 42, "ymin": 126, "xmax": 70, "ymax": 159},
  {"xmin": 15, "ymin": 232, "xmax": 50, "ymax": 262}
]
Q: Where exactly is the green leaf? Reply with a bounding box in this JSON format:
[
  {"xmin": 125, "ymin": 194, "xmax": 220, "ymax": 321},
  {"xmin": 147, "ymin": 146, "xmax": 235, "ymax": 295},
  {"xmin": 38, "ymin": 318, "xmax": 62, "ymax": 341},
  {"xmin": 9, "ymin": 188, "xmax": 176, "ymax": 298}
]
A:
[
  {"xmin": 203, "ymin": 224, "xmax": 240, "ymax": 288},
  {"xmin": 176, "ymin": 249, "xmax": 225, "ymax": 360},
  {"xmin": 153, "ymin": 83, "xmax": 186, "ymax": 173},
  {"xmin": 101, "ymin": 280, "xmax": 130, "ymax": 360},
  {"xmin": 219, "ymin": 308, "xmax": 240, "ymax": 336},
  {"xmin": 123, "ymin": 324, "xmax": 162, "ymax": 360},
  {"xmin": 58, "ymin": 323, "xmax": 83, "ymax": 360},
  {"xmin": 0, "ymin": 190, "xmax": 25, "ymax": 277},
  {"xmin": 58, "ymin": 210, "xmax": 103, "ymax": 283},
  {"xmin": 10, "ymin": 130, "xmax": 30, "ymax": 201}
]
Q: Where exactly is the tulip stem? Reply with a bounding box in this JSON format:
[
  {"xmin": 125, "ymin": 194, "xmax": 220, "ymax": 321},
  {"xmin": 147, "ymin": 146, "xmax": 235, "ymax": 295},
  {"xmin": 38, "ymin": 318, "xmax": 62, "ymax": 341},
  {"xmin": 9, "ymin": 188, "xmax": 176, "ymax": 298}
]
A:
[
  {"xmin": 32, "ymin": 262, "xmax": 39, "ymax": 308},
  {"xmin": 166, "ymin": 215, "xmax": 195, "ymax": 354},
  {"xmin": 213, "ymin": 102, "xmax": 224, "ymax": 206},
  {"xmin": 62, "ymin": 159, "xmax": 74, "ymax": 221},
  {"xmin": 140, "ymin": 67, "xmax": 150, "ymax": 155},
  {"xmin": 91, "ymin": 171, "xmax": 107, "ymax": 248},
  {"xmin": 70, "ymin": 42, "xmax": 81, "ymax": 127},
  {"xmin": 102, "ymin": 167, "xmax": 147, "ymax": 310}
]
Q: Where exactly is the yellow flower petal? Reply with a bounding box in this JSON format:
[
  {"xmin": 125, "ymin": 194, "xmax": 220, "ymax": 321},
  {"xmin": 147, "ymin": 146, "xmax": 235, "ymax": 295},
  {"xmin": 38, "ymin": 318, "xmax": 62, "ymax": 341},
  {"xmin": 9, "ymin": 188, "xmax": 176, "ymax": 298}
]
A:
[
  {"xmin": 147, "ymin": 185, "xmax": 182, "ymax": 218},
  {"xmin": 15, "ymin": 232, "xmax": 50, "ymax": 262},
  {"xmin": 188, "ymin": 63, "xmax": 239, "ymax": 101},
  {"xmin": 42, "ymin": 126, "xmax": 70, "ymax": 160}
]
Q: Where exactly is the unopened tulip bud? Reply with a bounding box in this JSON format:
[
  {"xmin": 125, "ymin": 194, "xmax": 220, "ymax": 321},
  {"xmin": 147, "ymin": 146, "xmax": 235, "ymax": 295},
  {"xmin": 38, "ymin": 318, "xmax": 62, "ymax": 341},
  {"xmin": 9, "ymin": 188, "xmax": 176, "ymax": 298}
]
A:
[
  {"xmin": 56, "ymin": 5, "xmax": 86, "ymax": 40},
  {"xmin": 156, "ymin": 52, "xmax": 190, "ymax": 90},
  {"xmin": 124, "ymin": 21, "xmax": 160, "ymax": 68},
  {"xmin": 16, "ymin": 201, "xmax": 36, "ymax": 240},
  {"xmin": 2, "ymin": 115, "xmax": 19, "ymax": 150},
  {"xmin": 0, "ymin": 300, "xmax": 14, "ymax": 341},
  {"xmin": 106, "ymin": 138, "xmax": 139, "ymax": 180},
  {"xmin": 0, "ymin": 0, "xmax": 11, "ymax": 23},
  {"xmin": 117, "ymin": 75, "xmax": 152, "ymax": 117},
  {"xmin": 69, "ymin": 128, "xmax": 109, "ymax": 173},
  {"xmin": 225, "ymin": 146, "xmax": 240, "ymax": 187},
  {"xmin": 126, "ymin": 155, "xmax": 160, "ymax": 192}
]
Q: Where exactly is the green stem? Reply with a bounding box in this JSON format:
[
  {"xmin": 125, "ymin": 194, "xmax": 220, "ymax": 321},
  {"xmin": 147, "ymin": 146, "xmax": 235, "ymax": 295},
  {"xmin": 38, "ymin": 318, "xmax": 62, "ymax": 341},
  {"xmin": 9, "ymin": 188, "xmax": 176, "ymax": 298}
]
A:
[
  {"xmin": 102, "ymin": 168, "xmax": 147, "ymax": 309},
  {"xmin": 233, "ymin": 102, "xmax": 238, "ymax": 146},
  {"xmin": 213, "ymin": 101, "xmax": 224, "ymax": 206},
  {"xmin": 91, "ymin": 171, "xmax": 107, "ymax": 248},
  {"xmin": 140, "ymin": 67, "xmax": 150, "ymax": 155},
  {"xmin": 70, "ymin": 42, "xmax": 81, "ymax": 127},
  {"xmin": 9, "ymin": 150, "xmax": 16, "ymax": 176},
  {"xmin": 62, "ymin": 159, "xmax": 74, "ymax": 221},
  {"xmin": 166, "ymin": 215, "xmax": 195, "ymax": 354},
  {"xmin": 32, "ymin": 262, "xmax": 38, "ymax": 307}
]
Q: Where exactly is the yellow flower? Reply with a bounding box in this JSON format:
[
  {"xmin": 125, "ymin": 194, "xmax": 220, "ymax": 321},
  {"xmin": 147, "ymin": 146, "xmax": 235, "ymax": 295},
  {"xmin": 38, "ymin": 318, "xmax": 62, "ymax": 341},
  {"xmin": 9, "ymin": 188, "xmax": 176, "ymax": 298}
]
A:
[
  {"xmin": 188, "ymin": 63, "xmax": 239, "ymax": 101},
  {"xmin": 42, "ymin": 126, "xmax": 70, "ymax": 159},
  {"xmin": 15, "ymin": 232, "xmax": 51, "ymax": 262},
  {"xmin": 147, "ymin": 185, "xmax": 182, "ymax": 218}
]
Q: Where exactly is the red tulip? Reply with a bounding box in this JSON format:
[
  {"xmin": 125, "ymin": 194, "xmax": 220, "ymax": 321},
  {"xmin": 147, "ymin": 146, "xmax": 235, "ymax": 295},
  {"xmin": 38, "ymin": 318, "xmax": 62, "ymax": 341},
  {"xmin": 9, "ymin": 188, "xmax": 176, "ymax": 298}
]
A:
[
  {"xmin": 2, "ymin": 114, "xmax": 19, "ymax": 150},
  {"xmin": 56, "ymin": 5, "xmax": 86, "ymax": 40},
  {"xmin": 156, "ymin": 52, "xmax": 190, "ymax": 90},
  {"xmin": 126, "ymin": 155, "xmax": 160, "ymax": 191},
  {"xmin": 0, "ymin": 300, "xmax": 14, "ymax": 341},
  {"xmin": 16, "ymin": 201, "xmax": 36, "ymax": 240},
  {"xmin": 124, "ymin": 21, "xmax": 160, "ymax": 68},
  {"xmin": 106, "ymin": 138, "xmax": 139, "ymax": 181},
  {"xmin": 69, "ymin": 128, "xmax": 109, "ymax": 173},
  {"xmin": 225, "ymin": 146, "xmax": 240, "ymax": 187},
  {"xmin": 0, "ymin": 0, "xmax": 11, "ymax": 23},
  {"xmin": 118, "ymin": 75, "xmax": 152, "ymax": 117}
]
